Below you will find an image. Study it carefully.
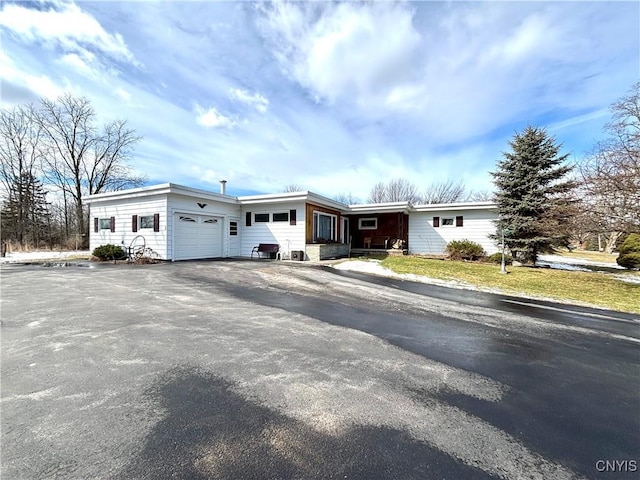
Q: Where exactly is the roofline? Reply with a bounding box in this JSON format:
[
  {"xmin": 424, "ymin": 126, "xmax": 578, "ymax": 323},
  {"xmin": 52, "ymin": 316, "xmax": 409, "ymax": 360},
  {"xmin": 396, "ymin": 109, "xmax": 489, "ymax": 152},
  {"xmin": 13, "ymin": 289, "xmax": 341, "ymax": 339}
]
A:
[
  {"xmin": 346, "ymin": 201, "xmax": 412, "ymax": 214},
  {"xmin": 238, "ymin": 190, "xmax": 349, "ymax": 211},
  {"xmin": 86, "ymin": 183, "xmax": 238, "ymax": 204},
  {"xmin": 413, "ymin": 201, "xmax": 497, "ymax": 212}
]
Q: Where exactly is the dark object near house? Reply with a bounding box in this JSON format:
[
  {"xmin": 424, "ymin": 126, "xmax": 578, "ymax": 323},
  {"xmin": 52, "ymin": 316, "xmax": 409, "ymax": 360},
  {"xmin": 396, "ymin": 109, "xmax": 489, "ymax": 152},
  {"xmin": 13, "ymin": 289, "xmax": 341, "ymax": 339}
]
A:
[
  {"xmin": 363, "ymin": 236, "xmax": 390, "ymax": 249},
  {"xmin": 1, "ymin": 241, "xmax": 6, "ymax": 258},
  {"xmin": 251, "ymin": 243, "xmax": 280, "ymax": 259},
  {"xmin": 290, "ymin": 250, "xmax": 304, "ymax": 261}
]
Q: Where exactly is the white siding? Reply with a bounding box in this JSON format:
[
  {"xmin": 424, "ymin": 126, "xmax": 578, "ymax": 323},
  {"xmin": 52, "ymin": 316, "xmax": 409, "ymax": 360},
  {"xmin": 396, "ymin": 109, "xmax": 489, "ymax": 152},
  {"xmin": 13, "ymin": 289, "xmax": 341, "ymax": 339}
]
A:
[
  {"xmin": 89, "ymin": 196, "xmax": 169, "ymax": 259},
  {"xmin": 408, "ymin": 209, "xmax": 498, "ymax": 255},
  {"xmin": 167, "ymin": 194, "xmax": 241, "ymax": 259},
  {"xmin": 240, "ymin": 201, "xmax": 306, "ymax": 257}
]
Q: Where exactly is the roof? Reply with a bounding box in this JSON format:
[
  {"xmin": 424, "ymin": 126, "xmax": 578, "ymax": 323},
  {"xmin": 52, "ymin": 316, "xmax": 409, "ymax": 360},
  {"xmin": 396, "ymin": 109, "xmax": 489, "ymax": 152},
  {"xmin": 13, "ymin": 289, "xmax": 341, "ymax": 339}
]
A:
[
  {"xmin": 85, "ymin": 183, "xmax": 238, "ymax": 205},
  {"xmin": 412, "ymin": 201, "xmax": 497, "ymax": 212},
  {"xmin": 86, "ymin": 183, "xmax": 496, "ymax": 214},
  {"xmin": 346, "ymin": 201, "xmax": 413, "ymax": 214},
  {"xmin": 237, "ymin": 190, "xmax": 348, "ymax": 211}
]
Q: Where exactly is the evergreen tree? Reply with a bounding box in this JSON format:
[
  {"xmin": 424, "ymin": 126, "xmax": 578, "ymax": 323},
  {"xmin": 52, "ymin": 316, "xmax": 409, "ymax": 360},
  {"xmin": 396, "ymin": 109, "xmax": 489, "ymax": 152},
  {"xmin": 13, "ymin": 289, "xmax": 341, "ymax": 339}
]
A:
[
  {"xmin": 491, "ymin": 126, "xmax": 574, "ymax": 264},
  {"xmin": 1, "ymin": 172, "xmax": 51, "ymax": 247}
]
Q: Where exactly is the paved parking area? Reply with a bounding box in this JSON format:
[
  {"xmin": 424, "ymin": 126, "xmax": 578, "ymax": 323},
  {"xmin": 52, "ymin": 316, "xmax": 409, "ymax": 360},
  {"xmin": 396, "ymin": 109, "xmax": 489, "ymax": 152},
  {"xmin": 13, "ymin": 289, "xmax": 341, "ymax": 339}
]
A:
[{"xmin": 1, "ymin": 260, "xmax": 638, "ymax": 479}]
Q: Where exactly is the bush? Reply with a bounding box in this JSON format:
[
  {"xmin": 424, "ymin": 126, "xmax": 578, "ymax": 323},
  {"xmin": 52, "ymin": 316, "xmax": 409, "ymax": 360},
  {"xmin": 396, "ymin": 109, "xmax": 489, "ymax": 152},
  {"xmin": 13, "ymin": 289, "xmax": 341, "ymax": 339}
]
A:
[
  {"xmin": 617, "ymin": 234, "xmax": 640, "ymax": 269},
  {"xmin": 445, "ymin": 239, "xmax": 486, "ymax": 261},
  {"xmin": 617, "ymin": 253, "xmax": 640, "ymax": 269},
  {"xmin": 486, "ymin": 252, "xmax": 513, "ymax": 265},
  {"xmin": 92, "ymin": 244, "xmax": 125, "ymax": 260}
]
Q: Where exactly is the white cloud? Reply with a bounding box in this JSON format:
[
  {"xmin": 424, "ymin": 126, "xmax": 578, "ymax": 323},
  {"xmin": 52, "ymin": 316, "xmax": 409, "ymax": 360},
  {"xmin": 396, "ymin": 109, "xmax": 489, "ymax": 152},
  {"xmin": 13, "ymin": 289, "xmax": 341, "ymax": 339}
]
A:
[
  {"xmin": 115, "ymin": 88, "xmax": 132, "ymax": 103},
  {"xmin": 0, "ymin": 0, "xmax": 138, "ymax": 66},
  {"xmin": 0, "ymin": 51, "xmax": 66, "ymax": 103},
  {"xmin": 194, "ymin": 105, "xmax": 235, "ymax": 128},
  {"xmin": 258, "ymin": 2, "xmax": 421, "ymax": 109},
  {"xmin": 229, "ymin": 88, "xmax": 269, "ymax": 113}
]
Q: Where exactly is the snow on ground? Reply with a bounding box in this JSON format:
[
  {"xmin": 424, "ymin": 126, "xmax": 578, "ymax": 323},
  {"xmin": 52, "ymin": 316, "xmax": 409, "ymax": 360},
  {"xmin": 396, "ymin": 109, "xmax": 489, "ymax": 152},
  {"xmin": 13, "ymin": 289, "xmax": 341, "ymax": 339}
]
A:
[
  {"xmin": 536, "ymin": 254, "xmax": 623, "ymax": 270},
  {"xmin": 333, "ymin": 259, "xmax": 482, "ymax": 291},
  {"xmin": 0, "ymin": 251, "xmax": 91, "ymax": 264}
]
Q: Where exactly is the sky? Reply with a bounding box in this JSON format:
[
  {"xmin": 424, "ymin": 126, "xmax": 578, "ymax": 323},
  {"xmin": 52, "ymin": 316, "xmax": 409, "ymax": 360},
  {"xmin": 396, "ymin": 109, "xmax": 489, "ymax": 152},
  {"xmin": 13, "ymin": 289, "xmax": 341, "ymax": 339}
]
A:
[{"xmin": 1, "ymin": 0, "xmax": 638, "ymax": 200}]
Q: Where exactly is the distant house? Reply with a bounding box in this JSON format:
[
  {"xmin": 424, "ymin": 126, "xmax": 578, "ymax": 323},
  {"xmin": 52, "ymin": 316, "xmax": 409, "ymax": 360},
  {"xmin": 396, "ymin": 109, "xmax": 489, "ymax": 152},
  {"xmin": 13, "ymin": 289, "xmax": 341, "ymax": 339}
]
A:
[{"xmin": 86, "ymin": 182, "xmax": 498, "ymax": 261}]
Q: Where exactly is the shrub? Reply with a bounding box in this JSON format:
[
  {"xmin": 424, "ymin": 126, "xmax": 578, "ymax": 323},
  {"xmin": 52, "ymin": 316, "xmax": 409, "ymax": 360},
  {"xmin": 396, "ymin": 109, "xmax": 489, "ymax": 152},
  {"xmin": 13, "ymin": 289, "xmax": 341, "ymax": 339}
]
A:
[
  {"xmin": 617, "ymin": 234, "xmax": 640, "ymax": 269},
  {"xmin": 617, "ymin": 253, "xmax": 640, "ymax": 269},
  {"xmin": 445, "ymin": 239, "xmax": 486, "ymax": 261},
  {"xmin": 92, "ymin": 244, "xmax": 125, "ymax": 260},
  {"xmin": 486, "ymin": 252, "xmax": 513, "ymax": 265}
]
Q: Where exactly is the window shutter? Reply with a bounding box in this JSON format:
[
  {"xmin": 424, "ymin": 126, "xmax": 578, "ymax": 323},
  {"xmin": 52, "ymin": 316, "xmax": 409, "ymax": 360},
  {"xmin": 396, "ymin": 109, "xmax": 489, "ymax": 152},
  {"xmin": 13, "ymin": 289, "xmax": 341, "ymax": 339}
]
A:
[
  {"xmin": 246, "ymin": 211, "xmax": 251, "ymax": 226},
  {"xmin": 290, "ymin": 209, "xmax": 297, "ymax": 226},
  {"xmin": 433, "ymin": 216, "xmax": 440, "ymax": 228},
  {"xmin": 456, "ymin": 216, "xmax": 463, "ymax": 227},
  {"xmin": 94, "ymin": 217, "xmax": 99, "ymax": 233},
  {"xmin": 110, "ymin": 216, "xmax": 115, "ymax": 232},
  {"xmin": 132, "ymin": 215, "xmax": 138, "ymax": 232},
  {"xmin": 153, "ymin": 213, "xmax": 160, "ymax": 232}
]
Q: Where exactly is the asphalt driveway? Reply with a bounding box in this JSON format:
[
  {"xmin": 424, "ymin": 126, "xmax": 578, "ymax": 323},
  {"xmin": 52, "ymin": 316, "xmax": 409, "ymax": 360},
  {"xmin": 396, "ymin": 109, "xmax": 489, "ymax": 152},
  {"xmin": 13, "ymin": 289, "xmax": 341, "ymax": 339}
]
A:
[{"xmin": 1, "ymin": 260, "xmax": 638, "ymax": 479}]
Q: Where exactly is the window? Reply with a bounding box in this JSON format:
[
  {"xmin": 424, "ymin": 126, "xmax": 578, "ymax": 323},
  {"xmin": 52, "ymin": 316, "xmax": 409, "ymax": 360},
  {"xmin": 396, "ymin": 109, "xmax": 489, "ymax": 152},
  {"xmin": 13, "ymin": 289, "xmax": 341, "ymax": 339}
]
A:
[
  {"xmin": 442, "ymin": 217, "xmax": 455, "ymax": 226},
  {"xmin": 140, "ymin": 215, "xmax": 154, "ymax": 229},
  {"xmin": 358, "ymin": 217, "xmax": 377, "ymax": 230},
  {"xmin": 230, "ymin": 221, "xmax": 238, "ymax": 236},
  {"xmin": 255, "ymin": 213, "xmax": 269, "ymax": 223},
  {"xmin": 273, "ymin": 212, "xmax": 289, "ymax": 222},
  {"xmin": 313, "ymin": 211, "xmax": 337, "ymax": 242},
  {"xmin": 99, "ymin": 218, "xmax": 111, "ymax": 230},
  {"xmin": 179, "ymin": 216, "xmax": 196, "ymax": 222}
]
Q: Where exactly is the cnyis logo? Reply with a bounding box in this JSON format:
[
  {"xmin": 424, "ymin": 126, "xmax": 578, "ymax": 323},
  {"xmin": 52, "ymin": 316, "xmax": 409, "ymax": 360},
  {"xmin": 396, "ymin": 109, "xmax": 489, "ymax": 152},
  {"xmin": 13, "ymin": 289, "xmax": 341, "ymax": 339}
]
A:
[{"xmin": 595, "ymin": 460, "xmax": 637, "ymax": 472}]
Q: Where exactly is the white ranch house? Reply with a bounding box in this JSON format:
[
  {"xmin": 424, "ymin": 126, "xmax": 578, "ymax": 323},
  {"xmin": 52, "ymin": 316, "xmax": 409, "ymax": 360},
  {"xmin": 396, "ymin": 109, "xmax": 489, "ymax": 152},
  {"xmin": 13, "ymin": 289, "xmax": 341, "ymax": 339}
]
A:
[{"xmin": 86, "ymin": 182, "xmax": 499, "ymax": 261}]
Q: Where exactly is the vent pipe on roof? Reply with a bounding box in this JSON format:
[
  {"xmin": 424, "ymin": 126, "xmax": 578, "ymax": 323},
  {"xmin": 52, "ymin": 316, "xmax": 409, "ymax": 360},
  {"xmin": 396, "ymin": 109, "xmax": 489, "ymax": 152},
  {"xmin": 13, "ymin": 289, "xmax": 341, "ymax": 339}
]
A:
[{"xmin": 220, "ymin": 180, "xmax": 227, "ymax": 195}]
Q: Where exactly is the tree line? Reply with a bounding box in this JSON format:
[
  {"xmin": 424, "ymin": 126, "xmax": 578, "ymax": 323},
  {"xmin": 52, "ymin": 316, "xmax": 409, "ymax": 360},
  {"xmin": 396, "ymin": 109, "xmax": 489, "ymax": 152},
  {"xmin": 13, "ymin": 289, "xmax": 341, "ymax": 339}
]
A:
[{"xmin": 0, "ymin": 94, "xmax": 144, "ymax": 249}]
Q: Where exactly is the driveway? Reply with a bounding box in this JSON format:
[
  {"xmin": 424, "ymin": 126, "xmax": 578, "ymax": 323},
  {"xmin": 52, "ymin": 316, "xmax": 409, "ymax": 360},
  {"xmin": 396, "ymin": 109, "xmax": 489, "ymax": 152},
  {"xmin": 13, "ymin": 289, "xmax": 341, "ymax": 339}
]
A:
[{"xmin": 1, "ymin": 260, "xmax": 638, "ymax": 479}]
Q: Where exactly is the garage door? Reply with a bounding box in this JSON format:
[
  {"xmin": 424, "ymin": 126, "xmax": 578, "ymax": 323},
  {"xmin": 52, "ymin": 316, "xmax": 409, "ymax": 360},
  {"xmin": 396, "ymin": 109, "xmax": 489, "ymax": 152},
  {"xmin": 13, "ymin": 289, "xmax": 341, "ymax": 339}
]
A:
[{"xmin": 174, "ymin": 214, "xmax": 223, "ymax": 260}]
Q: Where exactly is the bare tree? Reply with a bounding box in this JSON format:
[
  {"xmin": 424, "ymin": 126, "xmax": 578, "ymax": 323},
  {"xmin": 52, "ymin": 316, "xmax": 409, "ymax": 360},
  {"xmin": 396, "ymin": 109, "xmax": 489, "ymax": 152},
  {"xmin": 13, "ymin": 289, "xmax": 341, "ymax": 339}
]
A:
[
  {"xmin": 35, "ymin": 93, "xmax": 144, "ymax": 240},
  {"xmin": 0, "ymin": 104, "xmax": 45, "ymax": 246},
  {"xmin": 367, "ymin": 178, "xmax": 421, "ymax": 203},
  {"xmin": 333, "ymin": 192, "xmax": 360, "ymax": 205},
  {"xmin": 465, "ymin": 189, "xmax": 494, "ymax": 202},
  {"xmin": 281, "ymin": 183, "xmax": 305, "ymax": 193},
  {"xmin": 578, "ymin": 82, "xmax": 640, "ymax": 251},
  {"xmin": 421, "ymin": 179, "xmax": 466, "ymax": 204}
]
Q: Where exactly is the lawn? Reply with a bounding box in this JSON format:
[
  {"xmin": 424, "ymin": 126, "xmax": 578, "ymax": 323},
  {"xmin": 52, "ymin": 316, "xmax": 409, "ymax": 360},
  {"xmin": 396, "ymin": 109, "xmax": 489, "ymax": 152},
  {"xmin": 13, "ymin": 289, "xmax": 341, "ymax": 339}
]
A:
[
  {"xmin": 379, "ymin": 256, "xmax": 640, "ymax": 314},
  {"xmin": 554, "ymin": 249, "xmax": 618, "ymax": 264}
]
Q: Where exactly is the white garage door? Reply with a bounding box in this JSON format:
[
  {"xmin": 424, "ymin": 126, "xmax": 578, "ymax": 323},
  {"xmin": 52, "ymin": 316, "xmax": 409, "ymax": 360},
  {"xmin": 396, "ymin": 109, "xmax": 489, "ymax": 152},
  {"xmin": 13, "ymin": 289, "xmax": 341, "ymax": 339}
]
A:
[{"xmin": 174, "ymin": 214, "xmax": 223, "ymax": 260}]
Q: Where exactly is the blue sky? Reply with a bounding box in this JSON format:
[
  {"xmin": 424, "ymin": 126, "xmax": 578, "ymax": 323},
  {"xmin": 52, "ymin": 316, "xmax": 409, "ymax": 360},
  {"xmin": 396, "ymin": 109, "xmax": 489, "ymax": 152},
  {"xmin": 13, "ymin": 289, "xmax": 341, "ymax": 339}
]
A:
[{"xmin": 1, "ymin": 0, "xmax": 638, "ymax": 200}]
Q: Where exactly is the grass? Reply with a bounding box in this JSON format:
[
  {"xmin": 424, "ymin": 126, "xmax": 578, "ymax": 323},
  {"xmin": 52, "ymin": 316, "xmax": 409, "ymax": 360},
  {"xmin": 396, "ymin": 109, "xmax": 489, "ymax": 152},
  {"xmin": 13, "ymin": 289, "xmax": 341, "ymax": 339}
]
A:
[
  {"xmin": 378, "ymin": 256, "xmax": 640, "ymax": 314},
  {"xmin": 554, "ymin": 249, "xmax": 618, "ymax": 264}
]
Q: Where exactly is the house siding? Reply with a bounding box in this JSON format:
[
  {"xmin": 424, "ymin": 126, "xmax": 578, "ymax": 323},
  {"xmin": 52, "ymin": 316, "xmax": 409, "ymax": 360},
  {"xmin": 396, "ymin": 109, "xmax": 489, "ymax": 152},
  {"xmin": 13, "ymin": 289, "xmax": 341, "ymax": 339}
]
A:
[
  {"xmin": 240, "ymin": 201, "xmax": 306, "ymax": 257},
  {"xmin": 89, "ymin": 196, "xmax": 169, "ymax": 259},
  {"xmin": 408, "ymin": 209, "xmax": 498, "ymax": 255}
]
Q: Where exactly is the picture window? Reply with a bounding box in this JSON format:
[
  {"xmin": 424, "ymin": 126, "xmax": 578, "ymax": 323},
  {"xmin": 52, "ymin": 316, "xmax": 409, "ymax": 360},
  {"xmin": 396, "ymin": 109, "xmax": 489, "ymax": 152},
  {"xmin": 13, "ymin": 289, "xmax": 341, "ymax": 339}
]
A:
[
  {"xmin": 254, "ymin": 213, "xmax": 270, "ymax": 223},
  {"xmin": 442, "ymin": 217, "xmax": 455, "ymax": 226},
  {"xmin": 358, "ymin": 218, "xmax": 378, "ymax": 230},
  {"xmin": 99, "ymin": 218, "xmax": 111, "ymax": 230},
  {"xmin": 273, "ymin": 212, "xmax": 289, "ymax": 222}
]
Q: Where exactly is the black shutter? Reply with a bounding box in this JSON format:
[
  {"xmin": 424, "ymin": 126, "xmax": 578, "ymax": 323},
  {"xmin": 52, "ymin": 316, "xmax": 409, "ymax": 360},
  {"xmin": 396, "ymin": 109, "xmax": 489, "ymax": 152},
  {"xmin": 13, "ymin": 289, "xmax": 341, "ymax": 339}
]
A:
[
  {"xmin": 110, "ymin": 217, "xmax": 115, "ymax": 232},
  {"xmin": 132, "ymin": 215, "xmax": 138, "ymax": 232},
  {"xmin": 456, "ymin": 216, "xmax": 463, "ymax": 227},
  {"xmin": 94, "ymin": 217, "xmax": 99, "ymax": 233},
  {"xmin": 153, "ymin": 213, "xmax": 160, "ymax": 232},
  {"xmin": 290, "ymin": 209, "xmax": 297, "ymax": 226},
  {"xmin": 246, "ymin": 211, "xmax": 251, "ymax": 226},
  {"xmin": 433, "ymin": 216, "xmax": 440, "ymax": 228}
]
